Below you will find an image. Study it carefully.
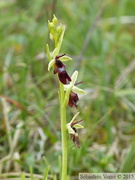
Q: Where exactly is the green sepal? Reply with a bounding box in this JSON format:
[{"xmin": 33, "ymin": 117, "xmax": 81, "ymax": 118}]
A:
[
  {"xmin": 60, "ymin": 56, "xmax": 72, "ymax": 61},
  {"xmin": 48, "ymin": 59, "xmax": 55, "ymax": 71},
  {"xmin": 72, "ymin": 86, "xmax": 86, "ymax": 94},
  {"xmin": 66, "ymin": 123, "xmax": 74, "ymax": 134},
  {"xmin": 74, "ymin": 124, "xmax": 84, "ymax": 129},
  {"xmin": 46, "ymin": 44, "xmax": 52, "ymax": 61},
  {"xmin": 52, "ymin": 47, "xmax": 60, "ymax": 58}
]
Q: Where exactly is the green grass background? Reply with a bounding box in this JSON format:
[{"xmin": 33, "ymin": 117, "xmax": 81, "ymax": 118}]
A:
[{"xmin": 0, "ymin": 0, "xmax": 135, "ymax": 179}]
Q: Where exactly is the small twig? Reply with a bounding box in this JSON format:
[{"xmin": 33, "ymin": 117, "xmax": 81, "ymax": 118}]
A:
[
  {"xmin": 1, "ymin": 98, "xmax": 12, "ymax": 150},
  {"xmin": 122, "ymin": 97, "xmax": 135, "ymax": 112},
  {"xmin": 11, "ymin": 122, "xmax": 23, "ymax": 155},
  {"xmin": 0, "ymin": 172, "xmax": 52, "ymax": 179},
  {"xmin": 115, "ymin": 59, "xmax": 135, "ymax": 89},
  {"xmin": 0, "ymin": 95, "xmax": 32, "ymax": 115},
  {"xmin": 37, "ymin": 127, "xmax": 47, "ymax": 160},
  {"xmin": 5, "ymin": 122, "xmax": 23, "ymax": 171},
  {"xmin": 0, "ymin": 155, "xmax": 11, "ymax": 165},
  {"xmin": 0, "ymin": 111, "xmax": 23, "ymax": 172}
]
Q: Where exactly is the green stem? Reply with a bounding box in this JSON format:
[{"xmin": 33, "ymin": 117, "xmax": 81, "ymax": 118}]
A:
[{"xmin": 59, "ymin": 82, "xmax": 68, "ymax": 180}]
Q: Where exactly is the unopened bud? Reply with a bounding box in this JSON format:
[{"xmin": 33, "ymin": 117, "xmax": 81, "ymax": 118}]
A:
[{"xmin": 52, "ymin": 15, "xmax": 58, "ymax": 26}]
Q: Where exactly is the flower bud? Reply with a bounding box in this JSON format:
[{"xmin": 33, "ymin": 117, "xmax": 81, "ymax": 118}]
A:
[
  {"xmin": 52, "ymin": 15, "xmax": 58, "ymax": 26},
  {"xmin": 48, "ymin": 21, "xmax": 55, "ymax": 36}
]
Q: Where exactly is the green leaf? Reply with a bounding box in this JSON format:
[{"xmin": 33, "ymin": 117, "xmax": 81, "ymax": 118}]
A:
[
  {"xmin": 43, "ymin": 166, "xmax": 50, "ymax": 180},
  {"xmin": 120, "ymin": 141, "xmax": 135, "ymax": 172},
  {"xmin": 30, "ymin": 166, "xmax": 34, "ymax": 180},
  {"xmin": 115, "ymin": 89, "xmax": 135, "ymax": 96},
  {"xmin": 21, "ymin": 173, "xmax": 26, "ymax": 180}
]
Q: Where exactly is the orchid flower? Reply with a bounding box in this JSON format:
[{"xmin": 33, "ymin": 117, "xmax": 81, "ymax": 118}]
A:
[
  {"xmin": 47, "ymin": 53, "xmax": 72, "ymax": 72},
  {"xmin": 66, "ymin": 112, "xmax": 84, "ymax": 148},
  {"xmin": 64, "ymin": 71, "xmax": 86, "ymax": 107},
  {"xmin": 47, "ymin": 54, "xmax": 72, "ymax": 84}
]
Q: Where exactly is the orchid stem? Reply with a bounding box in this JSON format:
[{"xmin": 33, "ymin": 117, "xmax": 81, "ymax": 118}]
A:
[{"xmin": 59, "ymin": 82, "xmax": 68, "ymax": 180}]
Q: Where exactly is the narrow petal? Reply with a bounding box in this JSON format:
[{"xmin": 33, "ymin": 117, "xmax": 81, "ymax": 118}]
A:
[
  {"xmin": 71, "ymin": 71, "xmax": 78, "ymax": 84},
  {"xmin": 72, "ymin": 86, "xmax": 86, "ymax": 94},
  {"xmin": 70, "ymin": 112, "xmax": 80, "ymax": 124},
  {"xmin": 48, "ymin": 59, "xmax": 55, "ymax": 71}
]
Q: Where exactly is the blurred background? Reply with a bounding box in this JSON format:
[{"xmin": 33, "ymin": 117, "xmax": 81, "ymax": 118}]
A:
[{"xmin": 0, "ymin": 0, "xmax": 135, "ymax": 179}]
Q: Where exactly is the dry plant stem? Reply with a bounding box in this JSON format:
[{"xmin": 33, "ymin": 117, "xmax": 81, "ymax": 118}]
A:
[
  {"xmin": 0, "ymin": 102, "xmax": 23, "ymax": 172},
  {"xmin": 0, "ymin": 172, "xmax": 52, "ymax": 179},
  {"xmin": 59, "ymin": 82, "xmax": 68, "ymax": 180},
  {"xmin": 1, "ymin": 98, "xmax": 12, "ymax": 149},
  {"xmin": 115, "ymin": 59, "xmax": 135, "ymax": 89}
]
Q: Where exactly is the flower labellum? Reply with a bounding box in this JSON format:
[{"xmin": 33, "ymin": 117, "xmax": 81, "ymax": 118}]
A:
[
  {"xmin": 54, "ymin": 54, "xmax": 71, "ymax": 84},
  {"xmin": 68, "ymin": 91, "xmax": 79, "ymax": 108}
]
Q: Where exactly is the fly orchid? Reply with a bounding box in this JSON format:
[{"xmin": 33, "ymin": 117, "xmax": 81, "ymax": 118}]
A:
[
  {"xmin": 46, "ymin": 15, "xmax": 87, "ymax": 179},
  {"xmin": 66, "ymin": 112, "xmax": 84, "ymax": 148},
  {"xmin": 48, "ymin": 54, "xmax": 72, "ymax": 84},
  {"xmin": 64, "ymin": 71, "xmax": 86, "ymax": 107}
]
